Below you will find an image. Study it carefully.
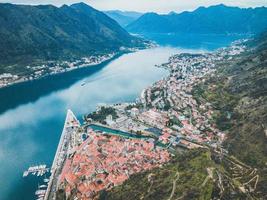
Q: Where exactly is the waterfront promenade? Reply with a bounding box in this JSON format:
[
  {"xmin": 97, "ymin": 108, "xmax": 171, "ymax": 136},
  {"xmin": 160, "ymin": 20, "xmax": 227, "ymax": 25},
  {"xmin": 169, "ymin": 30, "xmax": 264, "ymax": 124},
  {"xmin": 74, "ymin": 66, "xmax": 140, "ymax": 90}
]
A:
[{"xmin": 45, "ymin": 109, "xmax": 80, "ymax": 200}]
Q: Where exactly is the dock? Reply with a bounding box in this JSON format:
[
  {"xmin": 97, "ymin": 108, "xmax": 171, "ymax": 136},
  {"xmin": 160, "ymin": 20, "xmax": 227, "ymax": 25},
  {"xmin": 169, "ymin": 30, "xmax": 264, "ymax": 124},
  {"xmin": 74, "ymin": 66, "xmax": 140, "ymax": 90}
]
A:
[{"xmin": 23, "ymin": 165, "xmax": 49, "ymax": 178}]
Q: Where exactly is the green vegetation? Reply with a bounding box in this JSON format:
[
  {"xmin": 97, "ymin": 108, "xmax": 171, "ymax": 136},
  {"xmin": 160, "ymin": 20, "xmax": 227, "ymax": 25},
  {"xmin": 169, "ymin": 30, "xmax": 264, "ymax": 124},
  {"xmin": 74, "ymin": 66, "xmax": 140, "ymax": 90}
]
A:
[
  {"xmin": 125, "ymin": 103, "xmax": 143, "ymax": 111},
  {"xmin": 163, "ymin": 99, "xmax": 171, "ymax": 111},
  {"xmin": 168, "ymin": 116, "xmax": 183, "ymax": 127},
  {"xmin": 150, "ymin": 88, "xmax": 161, "ymax": 102},
  {"xmin": 87, "ymin": 107, "xmax": 118, "ymax": 124},
  {"xmin": 193, "ymin": 81, "xmax": 240, "ymax": 131},
  {"xmin": 126, "ymin": 4, "xmax": 267, "ymax": 35},
  {"xmin": 99, "ymin": 149, "xmax": 261, "ymax": 200},
  {"xmin": 100, "ymin": 148, "xmax": 262, "ymax": 199},
  {"xmin": 0, "ymin": 3, "xmax": 144, "ymax": 74},
  {"xmin": 100, "ymin": 150, "xmax": 216, "ymax": 200},
  {"xmin": 56, "ymin": 189, "xmax": 66, "ymax": 200},
  {"xmin": 193, "ymin": 55, "xmax": 267, "ymax": 168},
  {"xmin": 192, "ymin": 34, "xmax": 267, "ymax": 198}
]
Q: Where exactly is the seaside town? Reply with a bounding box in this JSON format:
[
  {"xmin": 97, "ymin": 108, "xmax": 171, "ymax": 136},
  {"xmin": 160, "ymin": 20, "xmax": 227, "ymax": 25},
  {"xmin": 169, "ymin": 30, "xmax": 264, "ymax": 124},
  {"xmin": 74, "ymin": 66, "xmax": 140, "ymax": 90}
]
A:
[
  {"xmin": 0, "ymin": 40, "xmax": 156, "ymax": 89},
  {"xmin": 84, "ymin": 40, "xmax": 247, "ymax": 149},
  {"xmin": 58, "ymin": 131, "xmax": 170, "ymax": 199},
  {"xmin": 0, "ymin": 53, "xmax": 116, "ymax": 88},
  {"xmin": 0, "ymin": 44, "xmax": 151, "ymax": 89},
  {"xmin": 24, "ymin": 40, "xmax": 260, "ymax": 200}
]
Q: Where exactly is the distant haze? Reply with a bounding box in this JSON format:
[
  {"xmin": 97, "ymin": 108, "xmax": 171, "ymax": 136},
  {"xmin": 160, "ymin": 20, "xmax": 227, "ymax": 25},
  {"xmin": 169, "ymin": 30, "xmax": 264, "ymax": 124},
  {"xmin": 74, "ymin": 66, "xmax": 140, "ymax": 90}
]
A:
[{"xmin": 0, "ymin": 0, "xmax": 266, "ymax": 13}]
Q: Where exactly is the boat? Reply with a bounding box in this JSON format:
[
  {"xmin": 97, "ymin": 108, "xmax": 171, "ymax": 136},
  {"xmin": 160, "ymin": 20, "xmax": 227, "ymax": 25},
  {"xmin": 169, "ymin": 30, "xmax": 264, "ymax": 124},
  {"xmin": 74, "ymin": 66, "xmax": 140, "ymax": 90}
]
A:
[
  {"xmin": 39, "ymin": 170, "xmax": 44, "ymax": 176},
  {"xmin": 28, "ymin": 167, "xmax": 33, "ymax": 172},
  {"xmin": 41, "ymin": 165, "xmax": 46, "ymax": 169},
  {"xmin": 35, "ymin": 190, "xmax": 46, "ymax": 195},
  {"xmin": 23, "ymin": 171, "xmax": 29, "ymax": 177},
  {"xmin": 81, "ymin": 82, "xmax": 86, "ymax": 86},
  {"xmin": 39, "ymin": 185, "xmax": 47, "ymax": 189},
  {"xmin": 43, "ymin": 178, "xmax": 49, "ymax": 183}
]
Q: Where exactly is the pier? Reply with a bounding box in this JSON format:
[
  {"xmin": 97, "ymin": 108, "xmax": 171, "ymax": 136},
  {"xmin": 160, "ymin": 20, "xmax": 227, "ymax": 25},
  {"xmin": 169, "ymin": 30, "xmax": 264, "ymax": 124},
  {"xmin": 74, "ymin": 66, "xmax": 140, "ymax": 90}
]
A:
[
  {"xmin": 44, "ymin": 109, "xmax": 80, "ymax": 200},
  {"xmin": 23, "ymin": 165, "xmax": 49, "ymax": 177}
]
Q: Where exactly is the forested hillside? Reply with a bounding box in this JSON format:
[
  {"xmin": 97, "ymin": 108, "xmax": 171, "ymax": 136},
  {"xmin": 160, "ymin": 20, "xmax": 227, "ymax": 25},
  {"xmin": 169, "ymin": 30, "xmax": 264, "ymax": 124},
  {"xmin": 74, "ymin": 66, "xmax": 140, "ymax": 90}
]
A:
[{"xmin": 0, "ymin": 3, "xmax": 143, "ymax": 70}]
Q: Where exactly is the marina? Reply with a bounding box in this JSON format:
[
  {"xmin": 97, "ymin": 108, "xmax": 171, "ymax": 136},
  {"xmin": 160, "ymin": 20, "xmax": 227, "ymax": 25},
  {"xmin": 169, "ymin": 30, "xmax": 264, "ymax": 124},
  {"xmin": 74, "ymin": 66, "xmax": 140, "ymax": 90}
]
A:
[
  {"xmin": 23, "ymin": 165, "xmax": 50, "ymax": 200},
  {"xmin": 23, "ymin": 165, "xmax": 49, "ymax": 178},
  {"xmin": 35, "ymin": 189, "xmax": 46, "ymax": 200},
  {"xmin": 44, "ymin": 109, "xmax": 81, "ymax": 200}
]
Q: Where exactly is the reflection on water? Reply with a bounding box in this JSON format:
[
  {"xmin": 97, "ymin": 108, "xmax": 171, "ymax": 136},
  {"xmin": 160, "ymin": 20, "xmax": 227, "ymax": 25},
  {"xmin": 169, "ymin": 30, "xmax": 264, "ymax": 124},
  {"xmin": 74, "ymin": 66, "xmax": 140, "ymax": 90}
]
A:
[
  {"xmin": 0, "ymin": 56, "xmax": 120, "ymax": 114},
  {"xmin": 0, "ymin": 47, "xmax": 204, "ymax": 200}
]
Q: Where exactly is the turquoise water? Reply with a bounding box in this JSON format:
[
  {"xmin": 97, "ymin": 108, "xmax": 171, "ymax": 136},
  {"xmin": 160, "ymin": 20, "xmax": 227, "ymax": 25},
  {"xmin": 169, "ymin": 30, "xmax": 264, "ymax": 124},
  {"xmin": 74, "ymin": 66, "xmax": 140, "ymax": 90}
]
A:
[
  {"xmin": 141, "ymin": 33, "xmax": 247, "ymax": 50},
  {"xmin": 0, "ymin": 35, "xmax": 241, "ymax": 200}
]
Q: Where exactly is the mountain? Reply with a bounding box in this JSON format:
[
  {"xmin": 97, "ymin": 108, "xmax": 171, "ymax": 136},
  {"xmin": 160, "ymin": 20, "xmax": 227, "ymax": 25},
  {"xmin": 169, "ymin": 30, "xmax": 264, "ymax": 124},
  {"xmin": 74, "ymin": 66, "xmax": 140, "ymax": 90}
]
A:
[
  {"xmin": 104, "ymin": 10, "xmax": 143, "ymax": 27},
  {"xmin": 192, "ymin": 32, "xmax": 267, "ymax": 198},
  {"xmin": 0, "ymin": 2, "xmax": 143, "ymax": 71},
  {"xmin": 100, "ymin": 31, "xmax": 267, "ymax": 200},
  {"xmin": 126, "ymin": 4, "xmax": 267, "ymax": 35}
]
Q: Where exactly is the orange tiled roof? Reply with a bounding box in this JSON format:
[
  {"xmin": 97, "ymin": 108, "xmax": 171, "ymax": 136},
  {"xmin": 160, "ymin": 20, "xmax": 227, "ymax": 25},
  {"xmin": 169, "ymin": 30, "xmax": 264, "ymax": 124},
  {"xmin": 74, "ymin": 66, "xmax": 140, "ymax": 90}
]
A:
[{"xmin": 59, "ymin": 131, "xmax": 170, "ymax": 199}]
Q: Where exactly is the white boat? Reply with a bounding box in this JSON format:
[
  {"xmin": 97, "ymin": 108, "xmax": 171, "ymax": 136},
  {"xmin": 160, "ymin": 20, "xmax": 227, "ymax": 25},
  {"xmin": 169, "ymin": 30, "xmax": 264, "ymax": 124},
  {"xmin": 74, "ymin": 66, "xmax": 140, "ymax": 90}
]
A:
[
  {"xmin": 39, "ymin": 165, "xmax": 46, "ymax": 169},
  {"xmin": 81, "ymin": 82, "xmax": 86, "ymax": 86},
  {"xmin": 28, "ymin": 166, "xmax": 34, "ymax": 172},
  {"xmin": 43, "ymin": 178, "xmax": 49, "ymax": 183},
  {"xmin": 37, "ymin": 171, "xmax": 41, "ymax": 176},
  {"xmin": 23, "ymin": 171, "xmax": 29, "ymax": 177},
  {"xmin": 39, "ymin": 171, "xmax": 44, "ymax": 176},
  {"xmin": 42, "ymin": 169, "xmax": 48, "ymax": 175},
  {"xmin": 39, "ymin": 185, "xmax": 47, "ymax": 189},
  {"xmin": 35, "ymin": 190, "xmax": 46, "ymax": 195}
]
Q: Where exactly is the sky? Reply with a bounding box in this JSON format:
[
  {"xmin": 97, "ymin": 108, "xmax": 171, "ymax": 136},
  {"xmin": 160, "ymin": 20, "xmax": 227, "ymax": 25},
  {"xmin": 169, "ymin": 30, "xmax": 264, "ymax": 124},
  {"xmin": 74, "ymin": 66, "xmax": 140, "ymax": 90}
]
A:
[{"xmin": 0, "ymin": 0, "xmax": 266, "ymax": 13}]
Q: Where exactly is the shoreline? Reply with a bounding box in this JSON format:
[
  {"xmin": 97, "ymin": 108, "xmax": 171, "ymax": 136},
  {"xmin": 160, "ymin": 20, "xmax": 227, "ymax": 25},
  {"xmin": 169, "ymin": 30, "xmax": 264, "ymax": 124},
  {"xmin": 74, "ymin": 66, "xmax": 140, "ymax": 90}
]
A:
[
  {"xmin": 0, "ymin": 48, "xmax": 148, "ymax": 90},
  {"xmin": 44, "ymin": 110, "xmax": 81, "ymax": 200},
  {"xmin": 0, "ymin": 53, "xmax": 119, "ymax": 90}
]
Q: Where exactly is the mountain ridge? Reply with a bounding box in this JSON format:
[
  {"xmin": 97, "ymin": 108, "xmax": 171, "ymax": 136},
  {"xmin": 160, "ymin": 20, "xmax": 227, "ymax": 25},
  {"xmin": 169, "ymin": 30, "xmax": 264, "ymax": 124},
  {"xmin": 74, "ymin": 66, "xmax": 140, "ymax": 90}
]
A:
[
  {"xmin": 0, "ymin": 2, "xmax": 143, "ymax": 72},
  {"xmin": 126, "ymin": 4, "xmax": 267, "ymax": 35}
]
